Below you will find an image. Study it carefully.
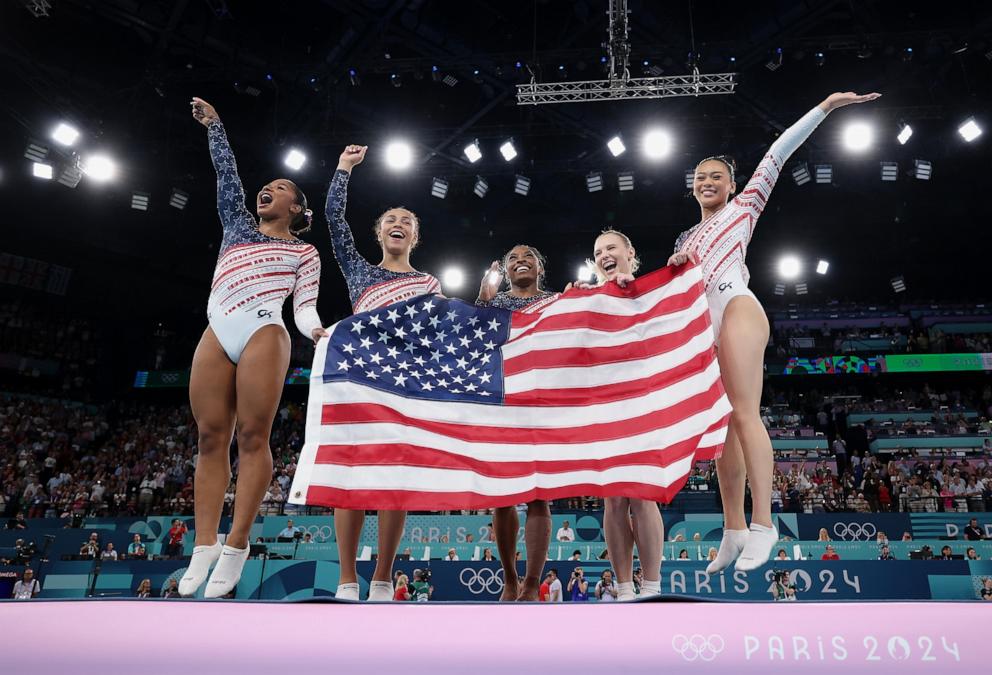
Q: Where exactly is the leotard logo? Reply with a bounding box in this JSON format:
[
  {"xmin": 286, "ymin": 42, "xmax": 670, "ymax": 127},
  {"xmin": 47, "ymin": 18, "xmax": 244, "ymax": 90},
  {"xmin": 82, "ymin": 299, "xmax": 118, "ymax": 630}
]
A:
[
  {"xmin": 257, "ymin": 309, "xmax": 274, "ymax": 319},
  {"xmin": 718, "ymin": 281, "xmax": 734, "ymax": 293}
]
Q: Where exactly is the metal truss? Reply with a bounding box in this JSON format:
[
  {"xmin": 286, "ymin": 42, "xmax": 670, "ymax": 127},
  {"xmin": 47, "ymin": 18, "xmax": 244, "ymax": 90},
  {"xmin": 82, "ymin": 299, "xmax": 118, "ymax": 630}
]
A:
[{"xmin": 516, "ymin": 72, "xmax": 737, "ymax": 105}]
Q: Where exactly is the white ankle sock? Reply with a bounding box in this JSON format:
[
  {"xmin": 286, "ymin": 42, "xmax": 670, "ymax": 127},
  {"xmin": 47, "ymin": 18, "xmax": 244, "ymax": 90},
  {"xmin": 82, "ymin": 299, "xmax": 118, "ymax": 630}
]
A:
[
  {"xmin": 368, "ymin": 580, "xmax": 394, "ymax": 602},
  {"xmin": 617, "ymin": 581, "xmax": 636, "ymax": 601},
  {"xmin": 640, "ymin": 578, "xmax": 661, "ymax": 597},
  {"xmin": 178, "ymin": 542, "xmax": 222, "ymax": 597},
  {"xmin": 203, "ymin": 544, "xmax": 249, "ymax": 598},
  {"xmin": 735, "ymin": 523, "xmax": 778, "ymax": 572},
  {"xmin": 705, "ymin": 529, "xmax": 749, "ymax": 575},
  {"xmin": 335, "ymin": 582, "xmax": 360, "ymax": 601}
]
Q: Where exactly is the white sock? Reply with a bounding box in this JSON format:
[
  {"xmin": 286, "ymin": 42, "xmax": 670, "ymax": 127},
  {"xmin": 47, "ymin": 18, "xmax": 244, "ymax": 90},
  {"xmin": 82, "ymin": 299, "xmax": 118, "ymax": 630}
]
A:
[
  {"xmin": 735, "ymin": 523, "xmax": 778, "ymax": 572},
  {"xmin": 706, "ymin": 529, "xmax": 749, "ymax": 575},
  {"xmin": 617, "ymin": 581, "xmax": 636, "ymax": 602},
  {"xmin": 335, "ymin": 583, "xmax": 360, "ymax": 601},
  {"xmin": 640, "ymin": 578, "xmax": 661, "ymax": 597},
  {"xmin": 203, "ymin": 544, "xmax": 249, "ymax": 598},
  {"xmin": 368, "ymin": 580, "xmax": 394, "ymax": 602},
  {"xmin": 178, "ymin": 542, "xmax": 222, "ymax": 597}
]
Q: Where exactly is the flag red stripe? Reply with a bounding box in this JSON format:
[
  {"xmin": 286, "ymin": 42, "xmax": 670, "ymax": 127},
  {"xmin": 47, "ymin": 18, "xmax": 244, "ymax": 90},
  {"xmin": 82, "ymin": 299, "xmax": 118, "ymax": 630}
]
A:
[
  {"xmin": 503, "ymin": 312, "xmax": 712, "ymax": 376},
  {"xmin": 321, "ymin": 379, "xmax": 725, "ymax": 445}
]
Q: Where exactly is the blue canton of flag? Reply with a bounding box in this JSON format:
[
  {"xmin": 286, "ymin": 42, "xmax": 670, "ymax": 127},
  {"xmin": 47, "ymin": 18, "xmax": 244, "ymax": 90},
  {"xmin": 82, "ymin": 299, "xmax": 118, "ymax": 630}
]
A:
[{"xmin": 324, "ymin": 296, "xmax": 512, "ymax": 403}]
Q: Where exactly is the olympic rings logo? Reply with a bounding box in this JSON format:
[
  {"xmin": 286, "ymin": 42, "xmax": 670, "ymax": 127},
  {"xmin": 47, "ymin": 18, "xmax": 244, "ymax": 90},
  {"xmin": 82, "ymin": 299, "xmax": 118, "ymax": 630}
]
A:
[
  {"xmin": 832, "ymin": 522, "xmax": 877, "ymax": 540},
  {"xmin": 302, "ymin": 525, "xmax": 334, "ymax": 542},
  {"xmin": 671, "ymin": 634, "xmax": 725, "ymax": 662},
  {"xmin": 459, "ymin": 568, "xmax": 504, "ymax": 595}
]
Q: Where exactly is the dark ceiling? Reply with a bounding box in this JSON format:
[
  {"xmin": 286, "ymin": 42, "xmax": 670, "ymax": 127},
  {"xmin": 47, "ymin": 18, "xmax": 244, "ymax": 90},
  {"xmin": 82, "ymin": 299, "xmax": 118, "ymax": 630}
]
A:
[{"xmin": 1, "ymin": 0, "xmax": 991, "ymax": 334}]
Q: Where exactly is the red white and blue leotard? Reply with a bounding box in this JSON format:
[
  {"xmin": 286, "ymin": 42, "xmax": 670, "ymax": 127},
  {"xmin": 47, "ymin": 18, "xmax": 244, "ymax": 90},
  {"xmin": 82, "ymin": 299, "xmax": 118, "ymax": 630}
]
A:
[
  {"xmin": 205, "ymin": 120, "xmax": 322, "ymax": 362},
  {"xmin": 674, "ymin": 106, "xmax": 826, "ymax": 338}
]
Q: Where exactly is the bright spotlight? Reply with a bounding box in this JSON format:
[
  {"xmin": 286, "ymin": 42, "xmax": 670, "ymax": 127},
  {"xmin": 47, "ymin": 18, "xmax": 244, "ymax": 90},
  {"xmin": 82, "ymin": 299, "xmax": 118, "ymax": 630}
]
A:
[
  {"xmin": 442, "ymin": 266, "xmax": 465, "ymax": 290},
  {"xmin": 82, "ymin": 155, "xmax": 117, "ymax": 182},
  {"xmin": 284, "ymin": 149, "xmax": 306, "ymax": 171},
  {"xmin": 607, "ymin": 136, "xmax": 626, "ymax": 157},
  {"xmin": 385, "ymin": 141, "xmax": 413, "ymax": 170},
  {"xmin": 576, "ymin": 264, "xmax": 596, "ymax": 282},
  {"xmin": 958, "ymin": 117, "xmax": 982, "ymax": 142},
  {"xmin": 778, "ymin": 255, "xmax": 801, "ymax": 280},
  {"xmin": 816, "ymin": 260, "xmax": 829, "ymax": 275},
  {"xmin": 843, "ymin": 122, "xmax": 873, "ymax": 152},
  {"xmin": 32, "ymin": 162, "xmax": 53, "ymax": 180},
  {"xmin": 52, "ymin": 122, "xmax": 80, "ymax": 147},
  {"xmin": 463, "ymin": 140, "xmax": 482, "ymax": 163},
  {"xmin": 499, "ymin": 140, "xmax": 518, "ymax": 161},
  {"xmin": 642, "ymin": 129, "xmax": 672, "ymax": 160},
  {"xmin": 897, "ymin": 124, "xmax": 913, "ymax": 145}
]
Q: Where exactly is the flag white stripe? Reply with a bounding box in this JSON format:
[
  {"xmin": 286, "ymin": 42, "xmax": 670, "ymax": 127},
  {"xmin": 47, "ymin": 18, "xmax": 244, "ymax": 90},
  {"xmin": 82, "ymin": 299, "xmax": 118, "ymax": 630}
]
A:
[
  {"xmin": 504, "ymin": 326, "xmax": 716, "ymax": 393},
  {"xmin": 501, "ymin": 293, "xmax": 710, "ymax": 360},
  {"xmin": 507, "ymin": 269, "xmax": 700, "ymax": 340},
  {"xmin": 318, "ymin": 358, "xmax": 724, "ymax": 429},
  {"xmin": 289, "ymin": 327, "xmax": 335, "ymax": 500},
  {"xmin": 302, "ymin": 454, "xmax": 696, "ymax": 495}
]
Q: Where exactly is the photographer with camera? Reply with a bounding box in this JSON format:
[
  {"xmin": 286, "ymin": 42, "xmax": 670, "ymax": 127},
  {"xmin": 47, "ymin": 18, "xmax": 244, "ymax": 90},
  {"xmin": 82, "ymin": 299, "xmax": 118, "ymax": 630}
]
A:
[
  {"xmin": 567, "ymin": 567, "xmax": 589, "ymax": 602},
  {"xmin": 11, "ymin": 568, "xmax": 40, "ymax": 600},
  {"xmin": 770, "ymin": 569, "xmax": 796, "ymax": 602},
  {"xmin": 409, "ymin": 568, "xmax": 433, "ymax": 602},
  {"xmin": 595, "ymin": 569, "xmax": 618, "ymax": 602}
]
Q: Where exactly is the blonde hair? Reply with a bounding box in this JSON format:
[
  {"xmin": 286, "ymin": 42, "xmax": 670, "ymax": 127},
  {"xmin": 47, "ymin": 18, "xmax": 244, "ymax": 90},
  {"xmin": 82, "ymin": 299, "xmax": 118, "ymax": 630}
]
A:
[
  {"xmin": 395, "ymin": 574, "xmax": 409, "ymax": 589},
  {"xmin": 588, "ymin": 228, "xmax": 641, "ymax": 284}
]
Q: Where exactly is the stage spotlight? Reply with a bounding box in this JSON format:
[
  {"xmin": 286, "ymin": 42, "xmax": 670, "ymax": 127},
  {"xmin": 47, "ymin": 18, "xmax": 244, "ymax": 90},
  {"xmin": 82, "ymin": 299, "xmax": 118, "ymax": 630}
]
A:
[
  {"xmin": 642, "ymin": 129, "xmax": 672, "ymax": 160},
  {"xmin": 57, "ymin": 161, "xmax": 82, "ymax": 189},
  {"xmin": 471, "ymin": 68, "xmax": 484, "ymax": 84},
  {"xmin": 586, "ymin": 172, "xmax": 603, "ymax": 192},
  {"xmin": 499, "ymin": 140, "xmax": 518, "ymax": 161},
  {"xmin": 773, "ymin": 283, "xmax": 786, "ymax": 296},
  {"xmin": 891, "ymin": 276, "xmax": 906, "ymax": 293},
  {"xmin": 843, "ymin": 122, "xmax": 873, "ymax": 152},
  {"xmin": 348, "ymin": 68, "xmax": 360, "ymax": 87},
  {"xmin": 576, "ymin": 264, "xmax": 596, "ymax": 283},
  {"xmin": 795, "ymin": 282, "xmax": 808, "ymax": 296},
  {"xmin": 897, "ymin": 124, "xmax": 913, "ymax": 145},
  {"xmin": 390, "ymin": 73, "xmax": 402, "ymax": 88},
  {"xmin": 473, "ymin": 176, "xmax": 489, "ymax": 198},
  {"xmin": 514, "ymin": 175, "xmax": 531, "ymax": 196},
  {"xmin": 880, "ymin": 162, "xmax": 898, "ymax": 182},
  {"xmin": 607, "ymin": 136, "xmax": 626, "ymax": 157},
  {"xmin": 685, "ymin": 169, "xmax": 694, "ymax": 189},
  {"xmin": 52, "ymin": 122, "xmax": 80, "ymax": 146},
  {"xmin": 902, "ymin": 47, "xmax": 914, "ymax": 62},
  {"xmin": 32, "ymin": 162, "xmax": 53, "ymax": 180},
  {"xmin": 430, "ymin": 177, "xmax": 449, "ymax": 199},
  {"xmin": 431, "ymin": 65, "xmax": 442, "ymax": 83},
  {"xmin": 914, "ymin": 159, "xmax": 932, "ymax": 181},
  {"xmin": 169, "ymin": 188, "xmax": 189, "ymax": 210},
  {"xmin": 617, "ymin": 171, "xmax": 634, "ymax": 191},
  {"xmin": 463, "ymin": 140, "xmax": 482, "ymax": 163},
  {"xmin": 442, "ymin": 266, "xmax": 465, "ymax": 290},
  {"xmin": 792, "ymin": 163, "xmax": 811, "ymax": 186},
  {"xmin": 82, "ymin": 154, "xmax": 116, "ymax": 182},
  {"xmin": 766, "ymin": 47, "xmax": 783, "ymax": 71},
  {"xmin": 814, "ymin": 52, "xmax": 825, "ymax": 67},
  {"xmin": 816, "ymin": 260, "xmax": 829, "ymax": 275},
  {"xmin": 958, "ymin": 117, "xmax": 982, "ymax": 142},
  {"xmin": 777, "ymin": 255, "xmax": 801, "ymax": 280},
  {"xmin": 24, "ymin": 142, "xmax": 48, "ymax": 163},
  {"xmin": 284, "ymin": 149, "xmax": 306, "ymax": 171},
  {"xmin": 385, "ymin": 142, "xmax": 413, "ymax": 170},
  {"xmin": 131, "ymin": 191, "xmax": 150, "ymax": 211},
  {"xmin": 814, "ymin": 164, "xmax": 832, "ymax": 184}
]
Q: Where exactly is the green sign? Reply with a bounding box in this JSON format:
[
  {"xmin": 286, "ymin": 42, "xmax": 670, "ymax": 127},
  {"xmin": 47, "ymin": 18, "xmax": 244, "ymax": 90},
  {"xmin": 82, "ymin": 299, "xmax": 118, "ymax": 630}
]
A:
[{"xmin": 883, "ymin": 353, "xmax": 992, "ymax": 373}]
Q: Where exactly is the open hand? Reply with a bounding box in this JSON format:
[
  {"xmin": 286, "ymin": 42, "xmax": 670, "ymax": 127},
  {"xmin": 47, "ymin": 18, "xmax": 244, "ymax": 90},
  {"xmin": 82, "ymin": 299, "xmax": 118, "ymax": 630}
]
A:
[
  {"xmin": 819, "ymin": 91, "xmax": 881, "ymax": 113},
  {"xmin": 479, "ymin": 261, "xmax": 502, "ymax": 302},
  {"xmin": 311, "ymin": 327, "xmax": 330, "ymax": 344},
  {"xmin": 190, "ymin": 97, "xmax": 219, "ymax": 127}
]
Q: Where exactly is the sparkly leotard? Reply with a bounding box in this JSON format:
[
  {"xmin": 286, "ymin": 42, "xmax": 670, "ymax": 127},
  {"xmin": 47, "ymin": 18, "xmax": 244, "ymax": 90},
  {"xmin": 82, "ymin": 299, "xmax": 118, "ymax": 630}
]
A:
[
  {"xmin": 674, "ymin": 107, "xmax": 827, "ymax": 338},
  {"xmin": 477, "ymin": 290, "xmax": 559, "ymax": 313},
  {"xmin": 326, "ymin": 170, "xmax": 441, "ymax": 313},
  {"xmin": 205, "ymin": 120, "xmax": 322, "ymax": 363}
]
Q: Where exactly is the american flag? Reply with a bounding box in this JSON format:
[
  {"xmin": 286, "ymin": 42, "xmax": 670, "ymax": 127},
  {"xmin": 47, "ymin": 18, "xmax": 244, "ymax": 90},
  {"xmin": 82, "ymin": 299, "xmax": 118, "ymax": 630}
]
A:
[{"xmin": 289, "ymin": 264, "xmax": 730, "ymax": 511}]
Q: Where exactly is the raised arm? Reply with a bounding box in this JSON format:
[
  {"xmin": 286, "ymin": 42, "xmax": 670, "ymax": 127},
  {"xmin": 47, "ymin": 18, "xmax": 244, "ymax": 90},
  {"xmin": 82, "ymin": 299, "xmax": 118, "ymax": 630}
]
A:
[
  {"xmin": 326, "ymin": 145, "xmax": 374, "ymax": 282},
  {"xmin": 292, "ymin": 245, "xmax": 327, "ymax": 343},
  {"xmin": 191, "ymin": 97, "xmax": 256, "ymax": 234},
  {"xmin": 737, "ymin": 91, "xmax": 881, "ymax": 229}
]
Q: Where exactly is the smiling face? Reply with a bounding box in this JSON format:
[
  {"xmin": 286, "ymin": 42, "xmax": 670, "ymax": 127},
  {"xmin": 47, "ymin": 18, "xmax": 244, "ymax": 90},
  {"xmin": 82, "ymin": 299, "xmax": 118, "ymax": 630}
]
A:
[
  {"xmin": 376, "ymin": 208, "xmax": 419, "ymax": 256},
  {"xmin": 693, "ymin": 159, "xmax": 736, "ymax": 212},
  {"xmin": 503, "ymin": 245, "xmax": 543, "ymax": 288},
  {"xmin": 593, "ymin": 232, "xmax": 635, "ymax": 281},
  {"xmin": 256, "ymin": 179, "xmax": 303, "ymax": 221}
]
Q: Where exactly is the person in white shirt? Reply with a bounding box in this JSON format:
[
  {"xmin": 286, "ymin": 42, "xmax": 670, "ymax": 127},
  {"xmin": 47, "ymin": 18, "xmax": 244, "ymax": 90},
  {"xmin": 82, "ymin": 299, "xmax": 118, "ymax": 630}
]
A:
[
  {"xmin": 547, "ymin": 569, "xmax": 563, "ymax": 602},
  {"xmin": 555, "ymin": 521, "xmax": 575, "ymax": 542},
  {"xmin": 595, "ymin": 569, "xmax": 618, "ymax": 602},
  {"xmin": 12, "ymin": 569, "xmax": 40, "ymax": 599},
  {"xmin": 444, "ymin": 548, "xmax": 459, "ymax": 561},
  {"xmin": 100, "ymin": 543, "xmax": 118, "ymax": 561}
]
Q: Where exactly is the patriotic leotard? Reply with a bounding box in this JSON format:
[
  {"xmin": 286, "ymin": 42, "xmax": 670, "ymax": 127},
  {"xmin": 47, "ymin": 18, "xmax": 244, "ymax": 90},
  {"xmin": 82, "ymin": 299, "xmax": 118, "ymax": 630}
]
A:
[
  {"xmin": 326, "ymin": 169, "xmax": 440, "ymax": 313},
  {"xmin": 476, "ymin": 290, "xmax": 559, "ymax": 313},
  {"xmin": 675, "ymin": 107, "xmax": 826, "ymax": 338},
  {"xmin": 205, "ymin": 120, "xmax": 322, "ymax": 363}
]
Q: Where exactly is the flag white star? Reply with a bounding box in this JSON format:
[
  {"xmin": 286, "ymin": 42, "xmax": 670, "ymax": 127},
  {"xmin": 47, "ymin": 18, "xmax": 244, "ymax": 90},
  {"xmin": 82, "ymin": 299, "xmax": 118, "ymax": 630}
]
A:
[
  {"xmin": 377, "ymin": 331, "xmax": 390, "ymax": 344},
  {"xmin": 421, "ymin": 381, "xmax": 434, "ymax": 391},
  {"xmin": 468, "ymin": 350, "xmax": 481, "ymax": 360},
  {"xmin": 428, "ymin": 315, "xmax": 441, "ymax": 329},
  {"xmin": 440, "ymin": 364, "xmax": 453, "ymax": 374},
  {"xmin": 397, "ymin": 360, "xmax": 410, "ymax": 371},
  {"xmin": 404, "ymin": 305, "xmax": 418, "ymax": 318},
  {"xmin": 484, "ymin": 340, "xmax": 496, "ymax": 350},
  {"xmin": 436, "ymin": 379, "xmax": 448, "ymax": 388},
  {"xmin": 451, "ymin": 375, "xmax": 464, "ymax": 384},
  {"xmin": 467, "ymin": 316, "xmax": 479, "ymax": 326},
  {"xmin": 403, "ymin": 343, "xmax": 417, "ymax": 354},
  {"xmin": 465, "ymin": 383, "xmax": 478, "ymax": 392},
  {"xmin": 353, "ymin": 356, "xmax": 366, "ymax": 368},
  {"xmin": 359, "ymin": 336, "xmax": 373, "ymax": 350},
  {"xmin": 451, "ymin": 323, "xmax": 463, "ymax": 334},
  {"xmin": 393, "ymin": 373, "xmax": 408, "ymax": 387},
  {"xmin": 410, "ymin": 370, "xmax": 422, "ymax": 379},
  {"xmin": 386, "ymin": 308, "xmax": 401, "ymax": 323},
  {"xmin": 341, "ymin": 343, "xmax": 356, "ymax": 354},
  {"xmin": 479, "ymin": 391, "xmax": 491, "ymax": 397},
  {"xmin": 458, "ymin": 336, "xmax": 471, "ymax": 348},
  {"xmin": 455, "ymin": 357, "xmax": 468, "ymax": 369},
  {"xmin": 434, "ymin": 330, "xmax": 447, "ymax": 343},
  {"xmin": 365, "ymin": 370, "xmax": 379, "ymax": 380},
  {"xmin": 369, "ymin": 352, "xmax": 383, "ymax": 365},
  {"xmin": 481, "ymin": 354, "xmax": 492, "ymax": 365},
  {"xmin": 430, "ymin": 350, "xmax": 443, "ymax": 362},
  {"xmin": 410, "ymin": 321, "xmax": 424, "ymax": 335},
  {"xmin": 422, "ymin": 300, "xmax": 435, "ymax": 313},
  {"xmin": 368, "ymin": 314, "xmax": 382, "ymax": 328},
  {"xmin": 479, "ymin": 372, "xmax": 492, "ymax": 384},
  {"xmin": 473, "ymin": 328, "xmax": 485, "ymax": 340},
  {"xmin": 386, "ymin": 346, "xmax": 399, "ymax": 359},
  {"xmin": 444, "ymin": 344, "xmax": 457, "ymax": 355},
  {"xmin": 393, "ymin": 326, "xmax": 407, "ymax": 339},
  {"xmin": 381, "ymin": 364, "xmax": 394, "ymax": 374},
  {"xmin": 350, "ymin": 320, "xmax": 364, "ymax": 335},
  {"xmin": 446, "ymin": 310, "xmax": 458, "ymax": 322},
  {"xmin": 413, "ymin": 356, "xmax": 426, "ymax": 366},
  {"xmin": 487, "ymin": 318, "xmax": 501, "ymax": 332},
  {"xmin": 337, "ymin": 360, "xmax": 350, "ymax": 371},
  {"xmin": 466, "ymin": 367, "xmax": 479, "ymax": 376},
  {"xmin": 450, "ymin": 388, "xmax": 462, "ymax": 394},
  {"xmin": 424, "ymin": 367, "xmax": 437, "ymax": 377},
  {"xmin": 419, "ymin": 336, "xmax": 432, "ymax": 348}
]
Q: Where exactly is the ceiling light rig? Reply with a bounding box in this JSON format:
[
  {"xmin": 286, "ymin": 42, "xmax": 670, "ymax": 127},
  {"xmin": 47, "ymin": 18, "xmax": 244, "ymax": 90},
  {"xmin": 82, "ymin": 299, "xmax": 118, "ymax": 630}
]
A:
[{"xmin": 516, "ymin": 0, "xmax": 736, "ymax": 105}]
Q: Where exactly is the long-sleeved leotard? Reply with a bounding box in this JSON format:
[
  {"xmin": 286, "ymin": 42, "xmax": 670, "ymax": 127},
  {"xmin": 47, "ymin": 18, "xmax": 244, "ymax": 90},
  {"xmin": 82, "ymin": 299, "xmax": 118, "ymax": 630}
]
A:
[
  {"xmin": 326, "ymin": 169, "xmax": 441, "ymax": 313},
  {"xmin": 476, "ymin": 290, "xmax": 559, "ymax": 313},
  {"xmin": 205, "ymin": 120, "xmax": 322, "ymax": 363},
  {"xmin": 674, "ymin": 106, "xmax": 827, "ymax": 338}
]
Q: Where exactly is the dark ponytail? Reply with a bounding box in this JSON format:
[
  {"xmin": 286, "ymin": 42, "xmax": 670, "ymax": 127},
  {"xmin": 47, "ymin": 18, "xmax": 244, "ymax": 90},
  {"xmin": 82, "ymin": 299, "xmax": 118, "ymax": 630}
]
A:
[{"xmin": 287, "ymin": 181, "xmax": 313, "ymax": 235}]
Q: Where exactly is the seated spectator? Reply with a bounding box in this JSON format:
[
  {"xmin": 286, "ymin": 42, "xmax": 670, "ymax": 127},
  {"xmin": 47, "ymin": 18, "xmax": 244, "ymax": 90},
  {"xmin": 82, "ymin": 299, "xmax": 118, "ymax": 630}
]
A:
[
  {"xmin": 678, "ymin": 549, "xmax": 689, "ymax": 560},
  {"xmin": 775, "ymin": 549, "xmax": 790, "ymax": 561},
  {"xmin": 901, "ymin": 532, "xmax": 913, "ymax": 542},
  {"xmin": 821, "ymin": 545, "xmax": 840, "ymax": 561},
  {"xmin": 965, "ymin": 518, "xmax": 985, "ymax": 541},
  {"xmin": 277, "ymin": 519, "xmax": 301, "ymax": 541},
  {"xmin": 162, "ymin": 578, "xmax": 180, "ymax": 598},
  {"xmin": 875, "ymin": 531, "xmax": 889, "ymax": 546},
  {"xmin": 939, "ymin": 545, "xmax": 954, "ymax": 560},
  {"xmin": 707, "ymin": 547, "xmax": 718, "ymax": 562},
  {"xmin": 878, "ymin": 545, "xmax": 895, "ymax": 560},
  {"xmin": 817, "ymin": 528, "xmax": 831, "ymax": 542},
  {"xmin": 100, "ymin": 542, "xmax": 118, "ymax": 561},
  {"xmin": 127, "ymin": 534, "xmax": 145, "ymax": 559},
  {"xmin": 966, "ymin": 547, "xmax": 980, "ymax": 560},
  {"xmin": 465, "ymin": 534, "xmax": 474, "ymax": 544},
  {"xmin": 482, "ymin": 548, "xmax": 495, "ymax": 562},
  {"xmin": 6, "ymin": 511, "xmax": 28, "ymax": 530},
  {"xmin": 79, "ymin": 532, "xmax": 100, "ymax": 558},
  {"xmin": 135, "ymin": 579, "xmax": 153, "ymax": 598},
  {"xmin": 981, "ymin": 578, "xmax": 992, "ymax": 601},
  {"xmin": 569, "ymin": 550, "xmax": 582, "ymax": 561},
  {"xmin": 301, "ymin": 533, "xmax": 313, "ymax": 544},
  {"xmin": 11, "ymin": 569, "xmax": 40, "ymax": 599},
  {"xmin": 443, "ymin": 548, "xmax": 459, "ymax": 561},
  {"xmin": 555, "ymin": 521, "xmax": 575, "ymax": 542}
]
